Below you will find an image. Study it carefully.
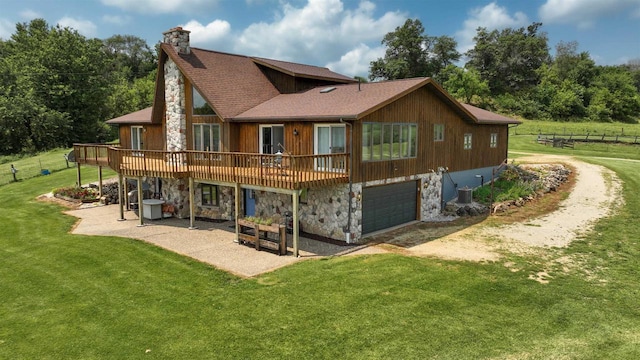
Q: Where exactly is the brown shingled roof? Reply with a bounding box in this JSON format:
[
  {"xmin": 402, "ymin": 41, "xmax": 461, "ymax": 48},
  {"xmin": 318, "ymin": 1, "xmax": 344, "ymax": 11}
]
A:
[
  {"xmin": 252, "ymin": 57, "xmax": 357, "ymax": 83},
  {"xmin": 161, "ymin": 44, "xmax": 281, "ymax": 119},
  {"xmin": 462, "ymin": 104, "xmax": 521, "ymax": 125},
  {"xmin": 106, "ymin": 107, "xmax": 153, "ymax": 124},
  {"xmin": 232, "ymin": 78, "xmax": 441, "ymax": 121}
]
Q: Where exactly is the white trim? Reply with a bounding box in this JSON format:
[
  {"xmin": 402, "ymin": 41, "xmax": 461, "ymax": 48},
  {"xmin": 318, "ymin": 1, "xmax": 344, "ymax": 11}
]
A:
[
  {"xmin": 259, "ymin": 124, "xmax": 285, "ymax": 154},
  {"xmin": 314, "ymin": 123, "xmax": 346, "ymax": 171}
]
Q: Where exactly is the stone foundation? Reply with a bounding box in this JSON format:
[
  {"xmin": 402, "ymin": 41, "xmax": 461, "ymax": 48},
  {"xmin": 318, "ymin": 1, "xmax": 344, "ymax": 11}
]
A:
[
  {"xmin": 193, "ymin": 185, "xmax": 235, "ymax": 220},
  {"xmin": 161, "ymin": 178, "xmax": 190, "ymax": 218}
]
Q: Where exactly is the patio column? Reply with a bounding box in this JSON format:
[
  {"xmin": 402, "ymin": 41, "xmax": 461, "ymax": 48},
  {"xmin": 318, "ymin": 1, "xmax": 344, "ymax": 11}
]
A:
[
  {"xmin": 293, "ymin": 189, "xmax": 300, "ymax": 257},
  {"xmin": 188, "ymin": 177, "xmax": 196, "ymax": 229},
  {"xmin": 234, "ymin": 183, "xmax": 240, "ymax": 243},
  {"xmin": 137, "ymin": 177, "xmax": 144, "ymax": 227},
  {"xmin": 98, "ymin": 166, "xmax": 103, "ymax": 198},
  {"xmin": 117, "ymin": 173, "xmax": 125, "ymax": 221},
  {"xmin": 76, "ymin": 162, "xmax": 81, "ymax": 187}
]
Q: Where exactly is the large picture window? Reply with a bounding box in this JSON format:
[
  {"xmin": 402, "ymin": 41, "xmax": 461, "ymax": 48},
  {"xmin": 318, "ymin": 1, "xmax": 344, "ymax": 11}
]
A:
[
  {"xmin": 362, "ymin": 123, "xmax": 417, "ymax": 161},
  {"xmin": 192, "ymin": 86, "xmax": 216, "ymax": 115},
  {"xmin": 193, "ymin": 124, "xmax": 220, "ymax": 152}
]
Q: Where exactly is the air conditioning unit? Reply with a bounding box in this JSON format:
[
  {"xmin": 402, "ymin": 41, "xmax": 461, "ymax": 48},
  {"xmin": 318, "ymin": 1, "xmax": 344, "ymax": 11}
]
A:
[{"xmin": 457, "ymin": 188, "xmax": 472, "ymax": 204}]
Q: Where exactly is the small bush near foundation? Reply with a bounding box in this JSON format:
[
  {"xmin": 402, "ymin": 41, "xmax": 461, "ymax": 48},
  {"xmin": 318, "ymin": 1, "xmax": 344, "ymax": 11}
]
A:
[{"xmin": 53, "ymin": 186, "xmax": 99, "ymax": 202}]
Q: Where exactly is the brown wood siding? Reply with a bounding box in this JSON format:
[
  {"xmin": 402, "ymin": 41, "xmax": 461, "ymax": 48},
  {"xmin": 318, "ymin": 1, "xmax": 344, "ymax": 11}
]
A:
[
  {"xmin": 257, "ymin": 65, "xmax": 352, "ymax": 94},
  {"xmin": 352, "ymin": 87, "xmax": 510, "ymax": 183},
  {"xmin": 144, "ymin": 125, "xmax": 164, "ymax": 150},
  {"xmin": 235, "ymin": 123, "xmax": 258, "ymax": 153},
  {"xmin": 118, "ymin": 124, "xmax": 163, "ymax": 150},
  {"xmin": 119, "ymin": 126, "xmax": 130, "ymax": 148},
  {"xmin": 232, "ymin": 122, "xmax": 315, "ymax": 155}
]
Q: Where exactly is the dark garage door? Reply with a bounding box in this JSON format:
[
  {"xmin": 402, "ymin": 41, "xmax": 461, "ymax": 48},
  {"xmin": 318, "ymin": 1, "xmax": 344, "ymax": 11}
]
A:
[{"xmin": 362, "ymin": 181, "xmax": 417, "ymax": 234}]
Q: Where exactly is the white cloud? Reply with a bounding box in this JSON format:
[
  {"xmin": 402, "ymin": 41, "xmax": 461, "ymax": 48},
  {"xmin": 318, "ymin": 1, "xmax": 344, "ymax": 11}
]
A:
[
  {"xmin": 230, "ymin": 0, "xmax": 405, "ymax": 75},
  {"xmin": 181, "ymin": 19, "xmax": 232, "ymax": 47},
  {"xmin": 102, "ymin": 15, "xmax": 132, "ymax": 26},
  {"xmin": 57, "ymin": 17, "xmax": 98, "ymax": 38},
  {"xmin": 101, "ymin": 0, "xmax": 218, "ymax": 14},
  {"xmin": 325, "ymin": 43, "xmax": 385, "ymax": 78},
  {"xmin": 539, "ymin": 0, "xmax": 640, "ymax": 29},
  {"xmin": 455, "ymin": 2, "xmax": 529, "ymax": 54},
  {"xmin": 20, "ymin": 9, "xmax": 41, "ymax": 20},
  {"xmin": 0, "ymin": 19, "xmax": 14, "ymax": 40}
]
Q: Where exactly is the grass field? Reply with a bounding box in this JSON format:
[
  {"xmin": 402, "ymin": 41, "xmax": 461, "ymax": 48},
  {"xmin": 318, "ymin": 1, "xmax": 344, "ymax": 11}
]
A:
[
  {"xmin": 0, "ymin": 148, "xmax": 76, "ymax": 186},
  {"xmin": 1, "ymin": 141, "xmax": 639, "ymax": 358},
  {"xmin": 511, "ymin": 118, "xmax": 640, "ymax": 136}
]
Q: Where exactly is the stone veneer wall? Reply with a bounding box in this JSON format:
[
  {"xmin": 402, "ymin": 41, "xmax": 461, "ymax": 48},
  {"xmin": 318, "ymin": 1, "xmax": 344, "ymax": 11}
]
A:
[
  {"xmin": 254, "ymin": 185, "xmax": 355, "ymax": 242},
  {"xmin": 162, "ymin": 27, "xmax": 190, "ymax": 55},
  {"xmin": 193, "ymin": 185, "xmax": 235, "ymax": 220},
  {"xmin": 420, "ymin": 172, "xmax": 444, "ymax": 220},
  {"xmin": 164, "ymin": 58, "xmax": 187, "ymax": 153},
  {"xmin": 252, "ymin": 172, "xmax": 442, "ymax": 244},
  {"xmin": 161, "ymin": 178, "xmax": 190, "ymax": 218}
]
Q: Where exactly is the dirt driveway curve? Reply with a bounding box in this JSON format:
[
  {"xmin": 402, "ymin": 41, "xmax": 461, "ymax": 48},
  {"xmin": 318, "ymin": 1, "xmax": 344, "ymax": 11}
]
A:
[{"xmin": 401, "ymin": 154, "xmax": 624, "ymax": 262}]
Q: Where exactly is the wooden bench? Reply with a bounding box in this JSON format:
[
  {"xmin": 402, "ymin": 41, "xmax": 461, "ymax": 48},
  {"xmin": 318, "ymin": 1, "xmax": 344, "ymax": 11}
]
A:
[{"xmin": 237, "ymin": 219, "xmax": 287, "ymax": 255}]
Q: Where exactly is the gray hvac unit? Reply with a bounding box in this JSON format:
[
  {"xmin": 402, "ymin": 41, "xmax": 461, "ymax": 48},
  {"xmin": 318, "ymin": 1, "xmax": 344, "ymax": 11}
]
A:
[{"xmin": 457, "ymin": 188, "xmax": 472, "ymax": 204}]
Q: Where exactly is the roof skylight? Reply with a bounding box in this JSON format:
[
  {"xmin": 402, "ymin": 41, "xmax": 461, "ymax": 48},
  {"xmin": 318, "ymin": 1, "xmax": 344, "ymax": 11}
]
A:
[{"xmin": 320, "ymin": 87, "xmax": 337, "ymax": 93}]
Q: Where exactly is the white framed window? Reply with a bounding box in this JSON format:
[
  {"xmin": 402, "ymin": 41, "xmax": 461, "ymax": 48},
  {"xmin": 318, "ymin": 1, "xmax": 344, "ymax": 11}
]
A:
[
  {"xmin": 490, "ymin": 133, "xmax": 498, "ymax": 148},
  {"xmin": 193, "ymin": 124, "xmax": 220, "ymax": 152},
  {"xmin": 259, "ymin": 125, "xmax": 284, "ymax": 154},
  {"xmin": 315, "ymin": 124, "xmax": 346, "ymax": 171},
  {"xmin": 463, "ymin": 133, "xmax": 472, "ymax": 150},
  {"xmin": 362, "ymin": 123, "xmax": 417, "ymax": 162},
  {"xmin": 192, "ymin": 86, "xmax": 216, "ymax": 115},
  {"xmin": 131, "ymin": 126, "xmax": 143, "ymax": 150},
  {"xmin": 434, "ymin": 124, "xmax": 444, "ymax": 142}
]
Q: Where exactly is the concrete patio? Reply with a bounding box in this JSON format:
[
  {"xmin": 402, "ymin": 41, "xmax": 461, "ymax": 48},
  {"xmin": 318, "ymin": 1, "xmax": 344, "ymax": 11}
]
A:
[{"xmin": 64, "ymin": 204, "xmax": 384, "ymax": 277}]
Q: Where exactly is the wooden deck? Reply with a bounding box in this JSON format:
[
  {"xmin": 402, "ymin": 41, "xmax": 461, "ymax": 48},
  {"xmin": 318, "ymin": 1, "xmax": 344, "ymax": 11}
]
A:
[{"xmin": 73, "ymin": 144, "xmax": 349, "ymax": 190}]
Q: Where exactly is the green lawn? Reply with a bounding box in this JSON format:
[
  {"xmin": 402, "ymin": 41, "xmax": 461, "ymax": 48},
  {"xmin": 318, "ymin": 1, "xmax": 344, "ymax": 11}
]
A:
[
  {"xmin": 0, "ymin": 148, "xmax": 76, "ymax": 186},
  {"xmin": 1, "ymin": 147, "xmax": 639, "ymax": 358}
]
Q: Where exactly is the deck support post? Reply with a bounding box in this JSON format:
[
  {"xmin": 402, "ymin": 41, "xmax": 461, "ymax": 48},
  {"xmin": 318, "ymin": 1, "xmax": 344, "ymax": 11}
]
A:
[
  {"xmin": 76, "ymin": 162, "xmax": 81, "ymax": 187},
  {"xmin": 234, "ymin": 183, "xmax": 241, "ymax": 243},
  {"xmin": 188, "ymin": 177, "xmax": 196, "ymax": 229},
  {"xmin": 293, "ymin": 189, "xmax": 300, "ymax": 257},
  {"xmin": 98, "ymin": 166, "xmax": 103, "ymax": 198},
  {"xmin": 117, "ymin": 173, "xmax": 125, "ymax": 221},
  {"xmin": 137, "ymin": 177, "xmax": 144, "ymax": 227}
]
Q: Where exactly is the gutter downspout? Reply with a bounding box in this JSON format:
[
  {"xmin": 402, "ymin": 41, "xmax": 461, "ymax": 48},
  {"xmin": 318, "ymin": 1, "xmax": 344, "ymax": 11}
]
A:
[{"xmin": 339, "ymin": 118, "xmax": 353, "ymax": 244}]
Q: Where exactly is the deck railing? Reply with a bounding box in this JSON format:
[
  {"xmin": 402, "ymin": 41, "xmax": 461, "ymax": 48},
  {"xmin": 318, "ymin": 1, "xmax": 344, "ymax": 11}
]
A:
[{"xmin": 73, "ymin": 144, "xmax": 349, "ymax": 190}]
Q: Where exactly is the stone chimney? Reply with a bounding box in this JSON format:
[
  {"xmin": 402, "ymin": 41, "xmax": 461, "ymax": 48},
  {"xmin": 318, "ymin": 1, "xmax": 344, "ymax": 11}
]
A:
[{"xmin": 163, "ymin": 27, "xmax": 191, "ymax": 55}]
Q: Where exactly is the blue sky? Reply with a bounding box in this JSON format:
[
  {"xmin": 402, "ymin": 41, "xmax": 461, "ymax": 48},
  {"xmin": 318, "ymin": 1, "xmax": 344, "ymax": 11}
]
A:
[{"xmin": 1, "ymin": 0, "xmax": 638, "ymax": 77}]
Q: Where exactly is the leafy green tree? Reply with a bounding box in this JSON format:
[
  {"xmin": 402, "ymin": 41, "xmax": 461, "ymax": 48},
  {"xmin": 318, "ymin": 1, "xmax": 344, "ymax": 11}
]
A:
[
  {"xmin": 465, "ymin": 22, "xmax": 550, "ymax": 95},
  {"xmin": 589, "ymin": 66, "xmax": 640, "ymax": 123},
  {"xmin": 106, "ymin": 69, "xmax": 156, "ymax": 120},
  {"xmin": 429, "ymin": 35, "xmax": 461, "ymax": 76},
  {"xmin": 439, "ymin": 65, "xmax": 489, "ymax": 105},
  {"xmin": 369, "ymin": 19, "xmax": 460, "ymax": 81},
  {"xmin": 4, "ymin": 19, "xmax": 113, "ymax": 146},
  {"xmin": 553, "ymin": 41, "xmax": 597, "ymax": 88},
  {"xmin": 103, "ymin": 34, "xmax": 156, "ymax": 81}
]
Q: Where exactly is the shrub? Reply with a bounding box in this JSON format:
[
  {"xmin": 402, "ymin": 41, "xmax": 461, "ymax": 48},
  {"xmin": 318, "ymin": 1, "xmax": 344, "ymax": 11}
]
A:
[{"xmin": 52, "ymin": 186, "xmax": 99, "ymax": 202}]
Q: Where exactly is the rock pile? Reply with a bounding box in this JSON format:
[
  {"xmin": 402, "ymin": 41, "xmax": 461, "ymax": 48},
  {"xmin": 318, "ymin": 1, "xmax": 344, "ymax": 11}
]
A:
[
  {"xmin": 442, "ymin": 163, "xmax": 572, "ymax": 217},
  {"xmin": 443, "ymin": 201, "xmax": 489, "ymax": 217},
  {"xmin": 491, "ymin": 164, "xmax": 571, "ymax": 213},
  {"xmin": 87, "ymin": 180, "xmax": 121, "ymax": 205}
]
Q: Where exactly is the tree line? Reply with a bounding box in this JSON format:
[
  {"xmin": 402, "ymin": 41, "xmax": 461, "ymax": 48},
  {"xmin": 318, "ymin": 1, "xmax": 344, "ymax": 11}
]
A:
[
  {"xmin": 370, "ymin": 19, "xmax": 640, "ymax": 124},
  {"xmin": 0, "ymin": 19, "xmax": 156, "ymax": 155},
  {"xmin": 1, "ymin": 18, "xmax": 638, "ymax": 156}
]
